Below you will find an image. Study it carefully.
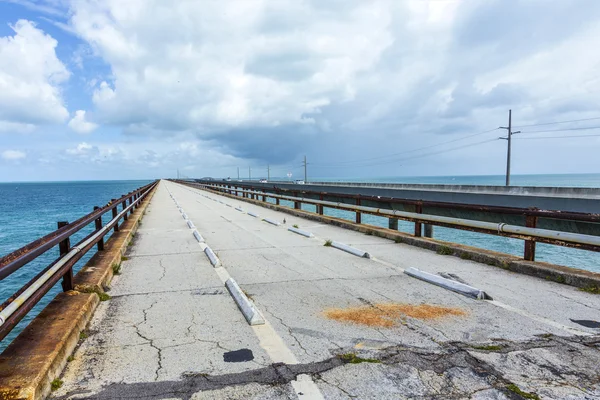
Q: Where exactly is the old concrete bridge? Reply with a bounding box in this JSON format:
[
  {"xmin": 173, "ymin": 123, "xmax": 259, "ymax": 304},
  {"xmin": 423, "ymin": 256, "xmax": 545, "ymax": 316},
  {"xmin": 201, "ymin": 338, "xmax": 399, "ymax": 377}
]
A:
[{"xmin": 1, "ymin": 180, "xmax": 600, "ymax": 399}]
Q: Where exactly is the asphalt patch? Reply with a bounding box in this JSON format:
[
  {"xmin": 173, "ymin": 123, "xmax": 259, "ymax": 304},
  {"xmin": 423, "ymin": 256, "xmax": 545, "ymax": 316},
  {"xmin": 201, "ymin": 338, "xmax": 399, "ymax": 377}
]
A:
[
  {"xmin": 570, "ymin": 319, "xmax": 600, "ymax": 329},
  {"xmin": 224, "ymin": 348, "xmax": 254, "ymax": 362}
]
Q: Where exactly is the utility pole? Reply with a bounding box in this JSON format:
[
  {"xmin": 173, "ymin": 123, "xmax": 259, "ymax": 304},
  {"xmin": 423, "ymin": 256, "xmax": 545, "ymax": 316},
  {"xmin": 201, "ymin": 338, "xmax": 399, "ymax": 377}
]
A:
[
  {"xmin": 249, "ymin": 166, "xmax": 251, "ymax": 180},
  {"xmin": 177, "ymin": 168, "xmax": 179, "ymax": 179},
  {"xmin": 237, "ymin": 167, "xmax": 240, "ymax": 180},
  {"xmin": 267, "ymin": 165, "xmax": 270, "ymax": 181},
  {"xmin": 500, "ymin": 110, "xmax": 520, "ymax": 186},
  {"xmin": 303, "ymin": 155, "xmax": 307, "ymax": 182}
]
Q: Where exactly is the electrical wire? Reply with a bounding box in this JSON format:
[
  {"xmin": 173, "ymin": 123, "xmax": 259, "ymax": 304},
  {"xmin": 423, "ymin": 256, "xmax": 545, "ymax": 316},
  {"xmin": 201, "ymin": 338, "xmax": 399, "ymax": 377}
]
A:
[
  {"xmin": 513, "ymin": 116, "xmax": 600, "ymax": 129},
  {"xmin": 518, "ymin": 126, "xmax": 600, "ymax": 134},
  {"xmin": 311, "ymin": 127, "xmax": 500, "ymax": 167},
  {"xmin": 315, "ymin": 138, "xmax": 499, "ymax": 169},
  {"xmin": 514, "ymin": 134, "xmax": 600, "ymax": 140}
]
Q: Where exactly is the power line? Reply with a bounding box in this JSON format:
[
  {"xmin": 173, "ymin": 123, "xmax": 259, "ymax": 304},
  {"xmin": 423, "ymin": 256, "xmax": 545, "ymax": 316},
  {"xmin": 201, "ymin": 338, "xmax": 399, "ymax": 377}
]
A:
[
  {"xmin": 513, "ymin": 116, "xmax": 600, "ymax": 129},
  {"xmin": 315, "ymin": 138, "xmax": 498, "ymax": 169},
  {"xmin": 514, "ymin": 134, "xmax": 600, "ymax": 140},
  {"xmin": 311, "ymin": 127, "xmax": 500, "ymax": 167},
  {"xmin": 519, "ymin": 126, "xmax": 600, "ymax": 134}
]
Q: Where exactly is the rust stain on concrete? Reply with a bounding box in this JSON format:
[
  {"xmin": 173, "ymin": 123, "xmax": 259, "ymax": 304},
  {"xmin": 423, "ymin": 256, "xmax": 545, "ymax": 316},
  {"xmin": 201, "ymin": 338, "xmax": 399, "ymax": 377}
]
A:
[{"xmin": 323, "ymin": 303, "xmax": 468, "ymax": 327}]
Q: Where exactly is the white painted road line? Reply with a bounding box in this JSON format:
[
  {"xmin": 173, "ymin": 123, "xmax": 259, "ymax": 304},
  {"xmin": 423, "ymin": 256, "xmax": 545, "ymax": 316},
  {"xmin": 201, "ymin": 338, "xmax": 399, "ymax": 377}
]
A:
[
  {"xmin": 288, "ymin": 226, "xmax": 314, "ymax": 238},
  {"xmin": 487, "ymin": 300, "xmax": 593, "ymax": 336},
  {"xmin": 404, "ymin": 267, "xmax": 491, "ymax": 300},
  {"xmin": 330, "ymin": 241, "xmax": 371, "ymax": 258},
  {"xmin": 192, "ymin": 230, "xmax": 205, "ymax": 243},
  {"xmin": 225, "ymin": 278, "xmax": 265, "ymax": 326},
  {"xmin": 204, "ymin": 246, "xmax": 220, "ymax": 267},
  {"xmin": 263, "ymin": 218, "xmax": 281, "ymax": 226}
]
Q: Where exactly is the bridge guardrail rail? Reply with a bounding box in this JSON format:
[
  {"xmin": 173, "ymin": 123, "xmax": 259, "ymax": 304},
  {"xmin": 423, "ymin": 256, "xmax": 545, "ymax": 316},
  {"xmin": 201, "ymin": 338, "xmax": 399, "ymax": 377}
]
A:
[
  {"xmin": 0, "ymin": 180, "xmax": 159, "ymax": 342},
  {"xmin": 182, "ymin": 180, "xmax": 600, "ymax": 262}
]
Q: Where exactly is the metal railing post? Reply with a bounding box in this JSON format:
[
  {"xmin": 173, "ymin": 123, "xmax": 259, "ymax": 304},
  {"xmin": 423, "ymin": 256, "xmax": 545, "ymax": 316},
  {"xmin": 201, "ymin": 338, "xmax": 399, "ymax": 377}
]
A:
[
  {"xmin": 524, "ymin": 215, "xmax": 537, "ymax": 261},
  {"xmin": 93, "ymin": 206, "xmax": 105, "ymax": 251},
  {"xmin": 318, "ymin": 195, "xmax": 324, "ymax": 215},
  {"xmin": 57, "ymin": 221, "xmax": 73, "ymax": 292},
  {"xmin": 111, "ymin": 199, "xmax": 120, "ymax": 232},
  {"xmin": 122, "ymin": 196, "xmax": 128, "ymax": 221},
  {"xmin": 356, "ymin": 198, "xmax": 362, "ymax": 224},
  {"xmin": 414, "ymin": 204, "xmax": 422, "ymax": 237}
]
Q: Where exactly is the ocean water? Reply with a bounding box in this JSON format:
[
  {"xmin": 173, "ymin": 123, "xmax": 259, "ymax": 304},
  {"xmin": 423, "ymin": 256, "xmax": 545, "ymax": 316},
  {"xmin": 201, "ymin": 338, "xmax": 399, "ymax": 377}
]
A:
[{"xmin": 0, "ymin": 180, "xmax": 152, "ymax": 351}]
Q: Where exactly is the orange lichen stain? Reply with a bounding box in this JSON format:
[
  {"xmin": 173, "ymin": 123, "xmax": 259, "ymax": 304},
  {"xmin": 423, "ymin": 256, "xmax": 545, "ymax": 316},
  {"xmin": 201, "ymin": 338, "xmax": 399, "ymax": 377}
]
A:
[{"xmin": 323, "ymin": 303, "xmax": 467, "ymax": 327}]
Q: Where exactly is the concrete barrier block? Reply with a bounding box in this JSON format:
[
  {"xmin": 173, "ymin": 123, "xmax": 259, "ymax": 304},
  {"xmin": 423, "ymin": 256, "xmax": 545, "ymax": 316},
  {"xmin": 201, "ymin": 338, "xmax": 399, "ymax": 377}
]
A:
[
  {"xmin": 235, "ymin": 207, "xmax": 244, "ymax": 212},
  {"xmin": 225, "ymin": 278, "xmax": 265, "ymax": 326},
  {"xmin": 404, "ymin": 267, "xmax": 491, "ymax": 300},
  {"xmin": 204, "ymin": 246, "xmax": 220, "ymax": 267},
  {"xmin": 187, "ymin": 220, "xmax": 195, "ymax": 229},
  {"xmin": 248, "ymin": 212, "xmax": 259, "ymax": 218},
  {"xmin": 263, "ymin": 218, "xmax": 281, "ymax": 226},
  {"xmin": 288, "ymin": 227, "xmax": 314, "ymax": 238},
  {"xmin": 331, "ymin": 241, "xmax": 371, "ymax": 258},
  {"xmin": 182, "ymin": 212, "xmax": 188, "ymax": 220},
  {"xmin": 192, "ymin": 230, "xmax": 205, "ymax": 243}
]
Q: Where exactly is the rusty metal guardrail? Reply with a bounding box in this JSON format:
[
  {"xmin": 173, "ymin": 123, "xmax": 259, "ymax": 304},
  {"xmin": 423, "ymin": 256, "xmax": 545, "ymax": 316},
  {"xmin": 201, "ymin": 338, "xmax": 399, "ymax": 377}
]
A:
[
  {"xmin": 0, "ymin": 180, "xmax": 158, "ymax": 342},
  {"xmin": 180, "ymin": 181, "xmax": 600, "ymax": 261}
]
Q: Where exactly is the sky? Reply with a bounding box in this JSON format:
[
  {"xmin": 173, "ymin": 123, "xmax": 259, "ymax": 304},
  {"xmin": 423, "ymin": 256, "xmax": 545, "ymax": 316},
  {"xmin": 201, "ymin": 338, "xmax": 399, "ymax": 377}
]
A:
[{"xmin": 0, "ymin": 0, "xmax": 599, "ymax": 182}]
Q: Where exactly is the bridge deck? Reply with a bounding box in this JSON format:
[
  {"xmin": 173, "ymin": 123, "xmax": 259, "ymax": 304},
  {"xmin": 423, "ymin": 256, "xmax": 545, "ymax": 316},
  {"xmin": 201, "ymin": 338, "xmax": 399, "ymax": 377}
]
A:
[{"xmin": 52, "ymin": 181, "xmax": 600, "ymax": 400}]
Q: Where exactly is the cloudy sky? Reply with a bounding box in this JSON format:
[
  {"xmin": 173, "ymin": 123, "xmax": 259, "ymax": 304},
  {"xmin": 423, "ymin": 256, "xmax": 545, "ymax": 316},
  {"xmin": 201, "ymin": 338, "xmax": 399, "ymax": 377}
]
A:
[{"xmin": 1, "ymin": 0, "xmax": 599, "ymax": 182}]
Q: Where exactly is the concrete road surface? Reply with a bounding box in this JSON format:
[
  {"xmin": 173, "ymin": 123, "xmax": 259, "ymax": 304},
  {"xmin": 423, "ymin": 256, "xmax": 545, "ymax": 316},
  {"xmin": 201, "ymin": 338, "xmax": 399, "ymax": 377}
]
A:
[{"xmin": 52, "ymin": 180, "xmax": 600, "ymax": 400}]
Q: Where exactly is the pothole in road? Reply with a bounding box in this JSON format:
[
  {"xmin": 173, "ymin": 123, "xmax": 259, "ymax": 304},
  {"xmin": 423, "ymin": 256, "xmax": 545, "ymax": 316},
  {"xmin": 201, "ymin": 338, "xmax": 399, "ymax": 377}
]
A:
[{"xmin": 323, "ymin": 303, "xmax": 468, "ymax": 327}]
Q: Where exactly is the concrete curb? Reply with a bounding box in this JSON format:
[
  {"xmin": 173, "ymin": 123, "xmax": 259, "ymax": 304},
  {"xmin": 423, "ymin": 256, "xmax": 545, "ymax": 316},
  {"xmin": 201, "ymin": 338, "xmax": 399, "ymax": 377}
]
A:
[
  {"xmin": 192, "ymin": 230, "xmax": 205, "ymax": 243},
  {"xmin": 0, "ymin": 181, "xmax": 159, "ymax": 400},
  {"xmin": 190, "ymin": 188, "xmax": 600, "ymax": 291},
  {"xmin": 263, "ymin": 218, "xmax": 281, "ymax": 226},
  {"xmin": 404, "ymin": 267, "xmax": 491, "ymax": 300},
  {"xmin": 186, "ymin": 220, "xmax": 195, "ymax": 229},
  {"xmin": 225, "ymin": 278, "xmax": 265, "ymax": 326},
  {"xmin": 330, "ymin": 241, "xmax": 371, "ymax": 258},
  {"xmin": 248, "ymin": 211, "xmax": 259, "ymax": 218},
  {"xmin": 288, "ymin": 227, "xmax": 314, "ymax": 238},
  {"xmin": 204, "ymin": 246, "xmax": 220, "ymax": 267}
]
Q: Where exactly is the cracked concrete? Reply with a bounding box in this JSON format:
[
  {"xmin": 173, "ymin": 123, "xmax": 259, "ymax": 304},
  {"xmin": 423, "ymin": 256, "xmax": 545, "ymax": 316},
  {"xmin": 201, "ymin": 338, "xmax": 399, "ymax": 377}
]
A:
[{"xmin": 50, "ymin": 181, "xmax": 600, "ymax": 399}]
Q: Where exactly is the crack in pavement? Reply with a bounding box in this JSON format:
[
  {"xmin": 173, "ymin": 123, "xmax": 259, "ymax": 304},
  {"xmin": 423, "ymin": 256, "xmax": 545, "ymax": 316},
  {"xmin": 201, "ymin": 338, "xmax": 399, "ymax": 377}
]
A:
[
  {"xmin": 56, "ymin": 334, "xmax": 600, "ymax": 400},
  {"xmin": 133, "ymin": 300, "xmax": 163, "ymax": 382}
]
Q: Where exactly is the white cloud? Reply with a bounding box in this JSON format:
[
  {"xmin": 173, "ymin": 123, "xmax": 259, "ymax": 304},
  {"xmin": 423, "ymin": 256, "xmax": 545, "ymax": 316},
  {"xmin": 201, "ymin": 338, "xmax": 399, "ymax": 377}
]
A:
[
  {"xmin": 68, "ymin": 110, "xmax": 98, "ymax": 134},
  {"xmin": 70, "ymin": 0, "xmax": 395, "ymax": 132},
  {"xmin": 1, "ymin": 150, "xmax": 26, "ymax": 160},
  {"xmin": 0, "ymin": 20, "xmax": 70, "ymax": 128},
  {"xmin": 66, "ymin": 142, "xmax": 94, "ymax": 155}
]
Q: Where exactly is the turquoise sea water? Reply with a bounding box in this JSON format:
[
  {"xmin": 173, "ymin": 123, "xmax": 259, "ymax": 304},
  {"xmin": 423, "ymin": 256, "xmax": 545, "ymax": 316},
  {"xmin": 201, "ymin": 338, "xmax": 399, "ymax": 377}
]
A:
[
  {"xmin": 0, "ymin": 180, "xmax": 151, "ymax": 351},
  {"xmin": 0, "ymin": 175, "xmax": 598, "ymax": 351}
]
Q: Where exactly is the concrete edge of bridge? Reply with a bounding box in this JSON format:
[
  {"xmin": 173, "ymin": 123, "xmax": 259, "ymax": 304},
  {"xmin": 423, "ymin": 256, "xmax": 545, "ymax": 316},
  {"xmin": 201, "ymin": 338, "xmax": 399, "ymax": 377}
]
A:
[
  {"xmin": 192, "ymin": 184, "xmax": 600, "ymax": 292},
  {"xmin": 0, "ymin": 184, "xmax": 159, "ymax": 400}
]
